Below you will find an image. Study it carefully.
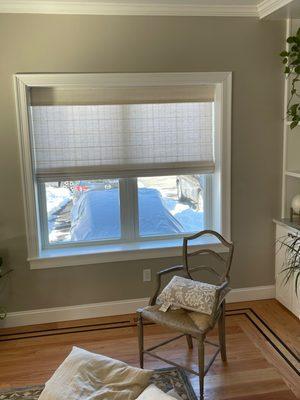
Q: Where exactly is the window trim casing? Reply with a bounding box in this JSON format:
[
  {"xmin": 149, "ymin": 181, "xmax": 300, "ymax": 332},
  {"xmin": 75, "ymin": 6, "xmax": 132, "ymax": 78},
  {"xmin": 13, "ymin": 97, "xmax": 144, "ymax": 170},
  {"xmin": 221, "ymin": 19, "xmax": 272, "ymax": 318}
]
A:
[{"xmin": 14, "ymin": 72, "xmax": 232, "ymax": 268}]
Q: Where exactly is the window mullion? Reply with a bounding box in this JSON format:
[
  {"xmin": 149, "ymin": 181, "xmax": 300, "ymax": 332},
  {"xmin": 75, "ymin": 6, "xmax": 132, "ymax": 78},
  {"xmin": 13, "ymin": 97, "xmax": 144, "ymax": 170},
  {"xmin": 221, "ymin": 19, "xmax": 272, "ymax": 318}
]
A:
[
  {"xmin": 119, "ymin": 178, "xmax": 129, "ymax": 241},
  {"xmin": 203, "ymin": 174, "xmax": 212, "ymax": 229},
  {"xmin": 131, "ymin": 178, "xmax": 140, "ymax": 240},
  {"xmin": 37, "ymin": 181, "xmax": 50, "ymax": 249},
  {"xmin": 119, "ymin": 177, "xmax": 139, "ymax": 241},
  {"xmin": 127, "ymin": 178, "xmax": 139, "ymax": 241}
]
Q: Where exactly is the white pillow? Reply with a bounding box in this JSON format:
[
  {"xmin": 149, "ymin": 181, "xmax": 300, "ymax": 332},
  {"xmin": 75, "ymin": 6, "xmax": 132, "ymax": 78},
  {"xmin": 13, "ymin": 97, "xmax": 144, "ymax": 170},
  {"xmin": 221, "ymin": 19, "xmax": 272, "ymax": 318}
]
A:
[
  {"xmin": 166, "ymin": 389, "xmax": 182, "ymax": 399},
  {"xmin": 38, "ymin": 346, "xmax": 153, "ymax": 400},
  {"xmin": 136, "ymin": 384, "xmax": 178, "ymax": 399},
  {"xmin": 157, "ymin": 275, "xmax": 228, "ymax": 315}
]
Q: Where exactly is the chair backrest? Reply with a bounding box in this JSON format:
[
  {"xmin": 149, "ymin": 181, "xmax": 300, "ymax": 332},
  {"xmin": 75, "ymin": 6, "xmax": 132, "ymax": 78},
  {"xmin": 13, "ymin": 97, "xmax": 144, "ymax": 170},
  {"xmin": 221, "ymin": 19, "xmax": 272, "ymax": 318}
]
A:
[
  {"xmin": 182, "ymin": 230, "xmax": 234, "ymax": 283},
  {"xmin": 149, "ymin": 230, "xmax": 233, "ymax": 309}
]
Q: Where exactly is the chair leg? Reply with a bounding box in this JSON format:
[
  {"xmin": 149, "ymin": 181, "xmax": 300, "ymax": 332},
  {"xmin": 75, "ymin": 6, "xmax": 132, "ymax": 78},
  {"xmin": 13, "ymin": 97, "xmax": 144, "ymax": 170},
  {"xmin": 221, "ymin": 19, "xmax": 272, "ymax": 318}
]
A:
[
  {"xmin": 137, "ymin": 313, "xmax": 144, "ymax": 368},
  {"xmin": 218, "ymin": 301, "xmax": 227, "ymax": 362},
  {"xmin": 185, "ymin": 334, "xmax": 193, "ymax": 349},
  {"xmin": 198, "ymin": 336, "xmax": 205, "ymax": 400}
]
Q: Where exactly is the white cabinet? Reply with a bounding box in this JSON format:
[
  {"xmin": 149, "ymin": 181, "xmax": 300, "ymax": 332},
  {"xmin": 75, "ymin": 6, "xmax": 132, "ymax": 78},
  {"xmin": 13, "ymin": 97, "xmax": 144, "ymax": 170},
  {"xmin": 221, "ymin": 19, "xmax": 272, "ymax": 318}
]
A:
[{"xmin": 275, "ymin": 222, "xmax": 300, "ymax": 319}]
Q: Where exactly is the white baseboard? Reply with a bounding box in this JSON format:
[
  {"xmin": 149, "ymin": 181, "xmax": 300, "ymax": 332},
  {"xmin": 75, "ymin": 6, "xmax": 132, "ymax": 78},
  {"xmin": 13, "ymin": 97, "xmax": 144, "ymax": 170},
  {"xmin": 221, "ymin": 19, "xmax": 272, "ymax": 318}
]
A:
[
  {"xmin": 0, "ymin": 285, "xmax": 275, "ymax": 329},
  {"xmin": 226, "ymin": 285, "xmax": 275, "ymax": 303}
]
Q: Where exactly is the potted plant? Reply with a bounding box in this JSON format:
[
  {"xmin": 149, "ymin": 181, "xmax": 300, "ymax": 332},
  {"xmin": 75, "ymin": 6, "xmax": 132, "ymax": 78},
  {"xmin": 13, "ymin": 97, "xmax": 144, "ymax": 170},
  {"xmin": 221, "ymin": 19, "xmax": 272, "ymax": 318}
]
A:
[
  {"xmin": 0, "ymin": 257, "xmax": 13, "ymax": 320},
  {"xmin": 280, "ymin": 27, "xmax": 300, "ymax": 129},
  {"xmin": 277, "ymin": 234, "xmax": 300, "ymax": 295}
]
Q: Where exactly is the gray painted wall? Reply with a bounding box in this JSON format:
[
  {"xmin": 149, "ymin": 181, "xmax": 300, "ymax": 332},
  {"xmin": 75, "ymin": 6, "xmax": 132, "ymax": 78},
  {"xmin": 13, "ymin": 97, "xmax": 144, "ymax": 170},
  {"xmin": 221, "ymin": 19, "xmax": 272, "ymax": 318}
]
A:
[{"xmin": 0, "ymin": 15, "xmax": 284, "ymax": 312}]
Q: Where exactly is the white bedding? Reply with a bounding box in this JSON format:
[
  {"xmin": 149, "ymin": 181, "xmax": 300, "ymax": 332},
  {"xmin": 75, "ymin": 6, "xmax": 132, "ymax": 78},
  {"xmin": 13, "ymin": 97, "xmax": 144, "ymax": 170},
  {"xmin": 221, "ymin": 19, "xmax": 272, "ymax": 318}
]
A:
[{"xmin": 38, "ymin": 347, "xmax": 153, "ymax": 400}]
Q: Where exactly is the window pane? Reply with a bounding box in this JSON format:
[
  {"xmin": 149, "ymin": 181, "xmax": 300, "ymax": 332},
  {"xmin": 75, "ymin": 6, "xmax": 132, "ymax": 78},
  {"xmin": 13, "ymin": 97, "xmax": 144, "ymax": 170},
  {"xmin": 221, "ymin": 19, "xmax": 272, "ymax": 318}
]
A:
[
  {"xmin": 45, "ymin": 179, "xmax": 121, "ymax": 244},
  {"xmin": 138, "ymin": 175, "xmax": 206, "ymax": 237}
]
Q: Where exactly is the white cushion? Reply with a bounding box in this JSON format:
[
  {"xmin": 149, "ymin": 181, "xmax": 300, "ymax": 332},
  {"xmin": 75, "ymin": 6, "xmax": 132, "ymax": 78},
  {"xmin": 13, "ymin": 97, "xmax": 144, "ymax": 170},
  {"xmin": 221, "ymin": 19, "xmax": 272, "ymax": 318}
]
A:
[
  {"xmin": 166, "ymin": 389, "xmax": 182, "ymax": 399},
  {"xmin": 38, "ymin": 346, "xmax": 153, "ymax": 400},
  {"xmin": 157, "ymin": 275, "xmax": 227, "ymax": 315},
  {"xmin": 136, "ymin": 384, "xmax": 178, "ymax": 399}
]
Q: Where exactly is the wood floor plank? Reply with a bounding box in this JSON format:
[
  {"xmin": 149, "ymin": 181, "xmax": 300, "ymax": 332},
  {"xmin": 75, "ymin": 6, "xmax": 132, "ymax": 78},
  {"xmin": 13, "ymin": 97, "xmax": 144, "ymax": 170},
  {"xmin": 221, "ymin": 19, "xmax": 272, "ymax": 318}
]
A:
[
  {"xmin": 235, "ymin": 312, "xmax": 300, "ymax": 397},
  {"xmin": 227, "ymin": 299, "xmax": 300, "ymax": 359},
  {"xmin": 0, "ymin": 300, "xmax": 299, "ymax": 399}
]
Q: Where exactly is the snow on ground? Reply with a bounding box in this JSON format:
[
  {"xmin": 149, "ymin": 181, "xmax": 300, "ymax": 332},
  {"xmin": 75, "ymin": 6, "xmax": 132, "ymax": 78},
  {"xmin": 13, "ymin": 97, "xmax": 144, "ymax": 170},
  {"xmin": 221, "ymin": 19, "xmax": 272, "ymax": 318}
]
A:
[
  {"xmin": 46, "ymin": 186, "xmax": 71, "ymax": 217},
  {"xmin": 163, "ymin": 198, "xmax": 203, "ymax": 233},
  {"xmin": 46, "ymin": 186, "xmax": 71, "ymax": 243}
]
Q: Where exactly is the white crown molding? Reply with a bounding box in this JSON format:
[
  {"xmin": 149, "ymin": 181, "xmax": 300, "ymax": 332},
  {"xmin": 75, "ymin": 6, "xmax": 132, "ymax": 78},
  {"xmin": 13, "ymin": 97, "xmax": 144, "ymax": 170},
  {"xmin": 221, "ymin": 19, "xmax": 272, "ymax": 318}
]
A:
[
  {"xmin": 0, "ymin": 285, "xmax": 275, "ymax": 328},
  {"xmin": 0, "ymin": 0, "xmax": 258, "ymax": 17},
  {"xmin": 257, "ymin": 0, "xmax": 293, "ymax": 19},
  {"xmin": 0, "ymin": 0, "xmax": 294, "ymax": 18}
]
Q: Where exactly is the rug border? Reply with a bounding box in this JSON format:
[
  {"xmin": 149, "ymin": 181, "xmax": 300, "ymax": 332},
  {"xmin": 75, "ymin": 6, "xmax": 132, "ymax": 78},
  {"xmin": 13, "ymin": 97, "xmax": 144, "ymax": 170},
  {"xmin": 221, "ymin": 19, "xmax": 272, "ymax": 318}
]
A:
[
  {"xmin": 0, "ymin": 367, "xmax": 198, "ymax": 400},
  {"xmin": 154, "ymin": 366, "xmax": 198, "ymax": 400}
]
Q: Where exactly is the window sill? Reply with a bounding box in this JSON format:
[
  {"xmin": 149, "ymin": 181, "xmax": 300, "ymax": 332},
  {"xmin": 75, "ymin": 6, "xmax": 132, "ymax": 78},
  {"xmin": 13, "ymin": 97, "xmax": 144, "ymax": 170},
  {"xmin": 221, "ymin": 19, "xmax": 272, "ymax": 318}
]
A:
[{"xmin": 28, "ymin": 236, "xmax": 229, "ymax": 269}]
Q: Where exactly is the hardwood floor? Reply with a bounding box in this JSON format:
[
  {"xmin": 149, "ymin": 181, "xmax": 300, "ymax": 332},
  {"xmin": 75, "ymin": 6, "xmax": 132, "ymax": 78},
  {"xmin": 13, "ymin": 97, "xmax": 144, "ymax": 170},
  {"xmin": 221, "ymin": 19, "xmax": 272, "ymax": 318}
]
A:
[{"xmin": 0, "ymin": 299, "xmax": 299, "ymax": 399}]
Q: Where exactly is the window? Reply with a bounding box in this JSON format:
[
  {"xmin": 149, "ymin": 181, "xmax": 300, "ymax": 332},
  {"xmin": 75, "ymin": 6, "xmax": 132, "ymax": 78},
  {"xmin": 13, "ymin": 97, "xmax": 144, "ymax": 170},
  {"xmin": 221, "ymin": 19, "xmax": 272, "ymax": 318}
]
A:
[
  {"xmin": 33, "ymin": 101, "xmax": 214, "ymax": 248},
  {"xmin": 44, "ymin": 179, "xmax": 121, "ymax": 244},
  {"xmin": 137, "ymin": 175, "xmax": 210, "ymax": 237},
  {"xmin": 41, "ymin": 174, "xmax": 211, "ymax": 247},
  {"xmin": 15, "ymin": 73, "xmax": 231, "ymax": 268}
]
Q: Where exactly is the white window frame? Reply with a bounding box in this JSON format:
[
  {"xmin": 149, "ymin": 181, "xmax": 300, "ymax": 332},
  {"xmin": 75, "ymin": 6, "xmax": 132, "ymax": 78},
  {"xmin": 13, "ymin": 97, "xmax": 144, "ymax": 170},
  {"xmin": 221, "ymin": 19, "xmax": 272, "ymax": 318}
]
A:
[{"xmin": 14, "ymin": 72, "xmax": 232, "ymax": 269}]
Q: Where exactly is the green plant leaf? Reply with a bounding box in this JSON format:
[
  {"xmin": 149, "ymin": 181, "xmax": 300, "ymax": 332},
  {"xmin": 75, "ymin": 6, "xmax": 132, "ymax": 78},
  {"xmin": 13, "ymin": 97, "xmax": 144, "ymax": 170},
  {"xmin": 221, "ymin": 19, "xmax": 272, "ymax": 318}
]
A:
[
  {"xmin": 291, "ymin": 59, "xmax": 299, "ymax": 65},
  {"xmin": 280, "ymin": 51, "xmax": 289, "ymax": 57},
  {"xmin": 290, "ymin": 121, "xmax": 299, "ymax": 129},
  {"xmin": 295, "ymin": 271, "xmax": 300, "ymax": 297},
  {"xmin": 290, "ymin": 104, "xmax": 299, "ymax": 113},
  {"xmin": 279, "ymin": 234, "xmax": 300, "ymax": 293}
]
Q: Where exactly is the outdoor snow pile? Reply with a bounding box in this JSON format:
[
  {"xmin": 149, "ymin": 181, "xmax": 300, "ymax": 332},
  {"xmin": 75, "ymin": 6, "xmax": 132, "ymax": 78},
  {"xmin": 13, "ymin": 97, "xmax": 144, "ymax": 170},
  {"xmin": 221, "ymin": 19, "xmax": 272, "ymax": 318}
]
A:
[{"xmin": 46, "ymin": 186, "xmax": 70, "ymax": 217}]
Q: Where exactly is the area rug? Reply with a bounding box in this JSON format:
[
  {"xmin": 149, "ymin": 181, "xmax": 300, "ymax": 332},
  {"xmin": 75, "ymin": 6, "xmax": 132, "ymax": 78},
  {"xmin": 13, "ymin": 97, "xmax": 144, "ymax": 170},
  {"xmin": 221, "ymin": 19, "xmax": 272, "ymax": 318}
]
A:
[{"xmin": 0, "ymin": 367, "xmax": 197, "ymax": 400}]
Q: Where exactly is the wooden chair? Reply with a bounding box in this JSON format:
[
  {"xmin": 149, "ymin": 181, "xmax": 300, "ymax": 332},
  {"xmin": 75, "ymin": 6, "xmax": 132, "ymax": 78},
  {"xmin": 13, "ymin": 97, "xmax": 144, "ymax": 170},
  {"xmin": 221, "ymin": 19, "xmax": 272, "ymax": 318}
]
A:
[{"xmin": 137, "ymin": 230, "xmax": 234, "ymax": 400}]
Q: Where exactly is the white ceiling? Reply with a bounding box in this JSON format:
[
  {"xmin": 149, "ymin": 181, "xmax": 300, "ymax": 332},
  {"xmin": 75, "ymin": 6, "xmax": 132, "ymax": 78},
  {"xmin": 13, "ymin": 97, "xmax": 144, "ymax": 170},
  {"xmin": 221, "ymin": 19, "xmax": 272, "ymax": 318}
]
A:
[{"xmin": 0, "ymin": 0, "xmax": 296, "ymax": 19}]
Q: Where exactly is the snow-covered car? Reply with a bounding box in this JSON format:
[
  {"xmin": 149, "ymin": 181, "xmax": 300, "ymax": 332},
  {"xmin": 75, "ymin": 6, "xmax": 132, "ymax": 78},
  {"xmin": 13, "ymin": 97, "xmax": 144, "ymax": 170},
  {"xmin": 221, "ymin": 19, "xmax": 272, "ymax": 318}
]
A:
[{"xmin": 70, "ymin": 187, "xmax": 184, "ymax": 241}]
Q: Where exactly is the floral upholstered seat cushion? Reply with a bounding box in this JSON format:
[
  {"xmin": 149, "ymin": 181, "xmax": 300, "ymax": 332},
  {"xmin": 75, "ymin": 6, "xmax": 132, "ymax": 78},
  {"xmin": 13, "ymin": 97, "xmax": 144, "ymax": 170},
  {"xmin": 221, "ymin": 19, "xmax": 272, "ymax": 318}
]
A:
[{"xmin": 156, "ymin": 275, "xmax": 226, "ymax": 315}]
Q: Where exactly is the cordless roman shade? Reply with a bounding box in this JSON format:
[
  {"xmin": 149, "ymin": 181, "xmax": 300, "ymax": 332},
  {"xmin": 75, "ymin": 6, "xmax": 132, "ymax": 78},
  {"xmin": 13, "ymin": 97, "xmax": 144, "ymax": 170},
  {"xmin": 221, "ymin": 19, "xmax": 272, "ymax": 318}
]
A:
[
  {"xmin": 30, "ymin": 85, "xmax": 214, "ymax": 106},
  {"xmin": 29, "ymin": 85, "xmax": 215, "ymax": 180}
]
